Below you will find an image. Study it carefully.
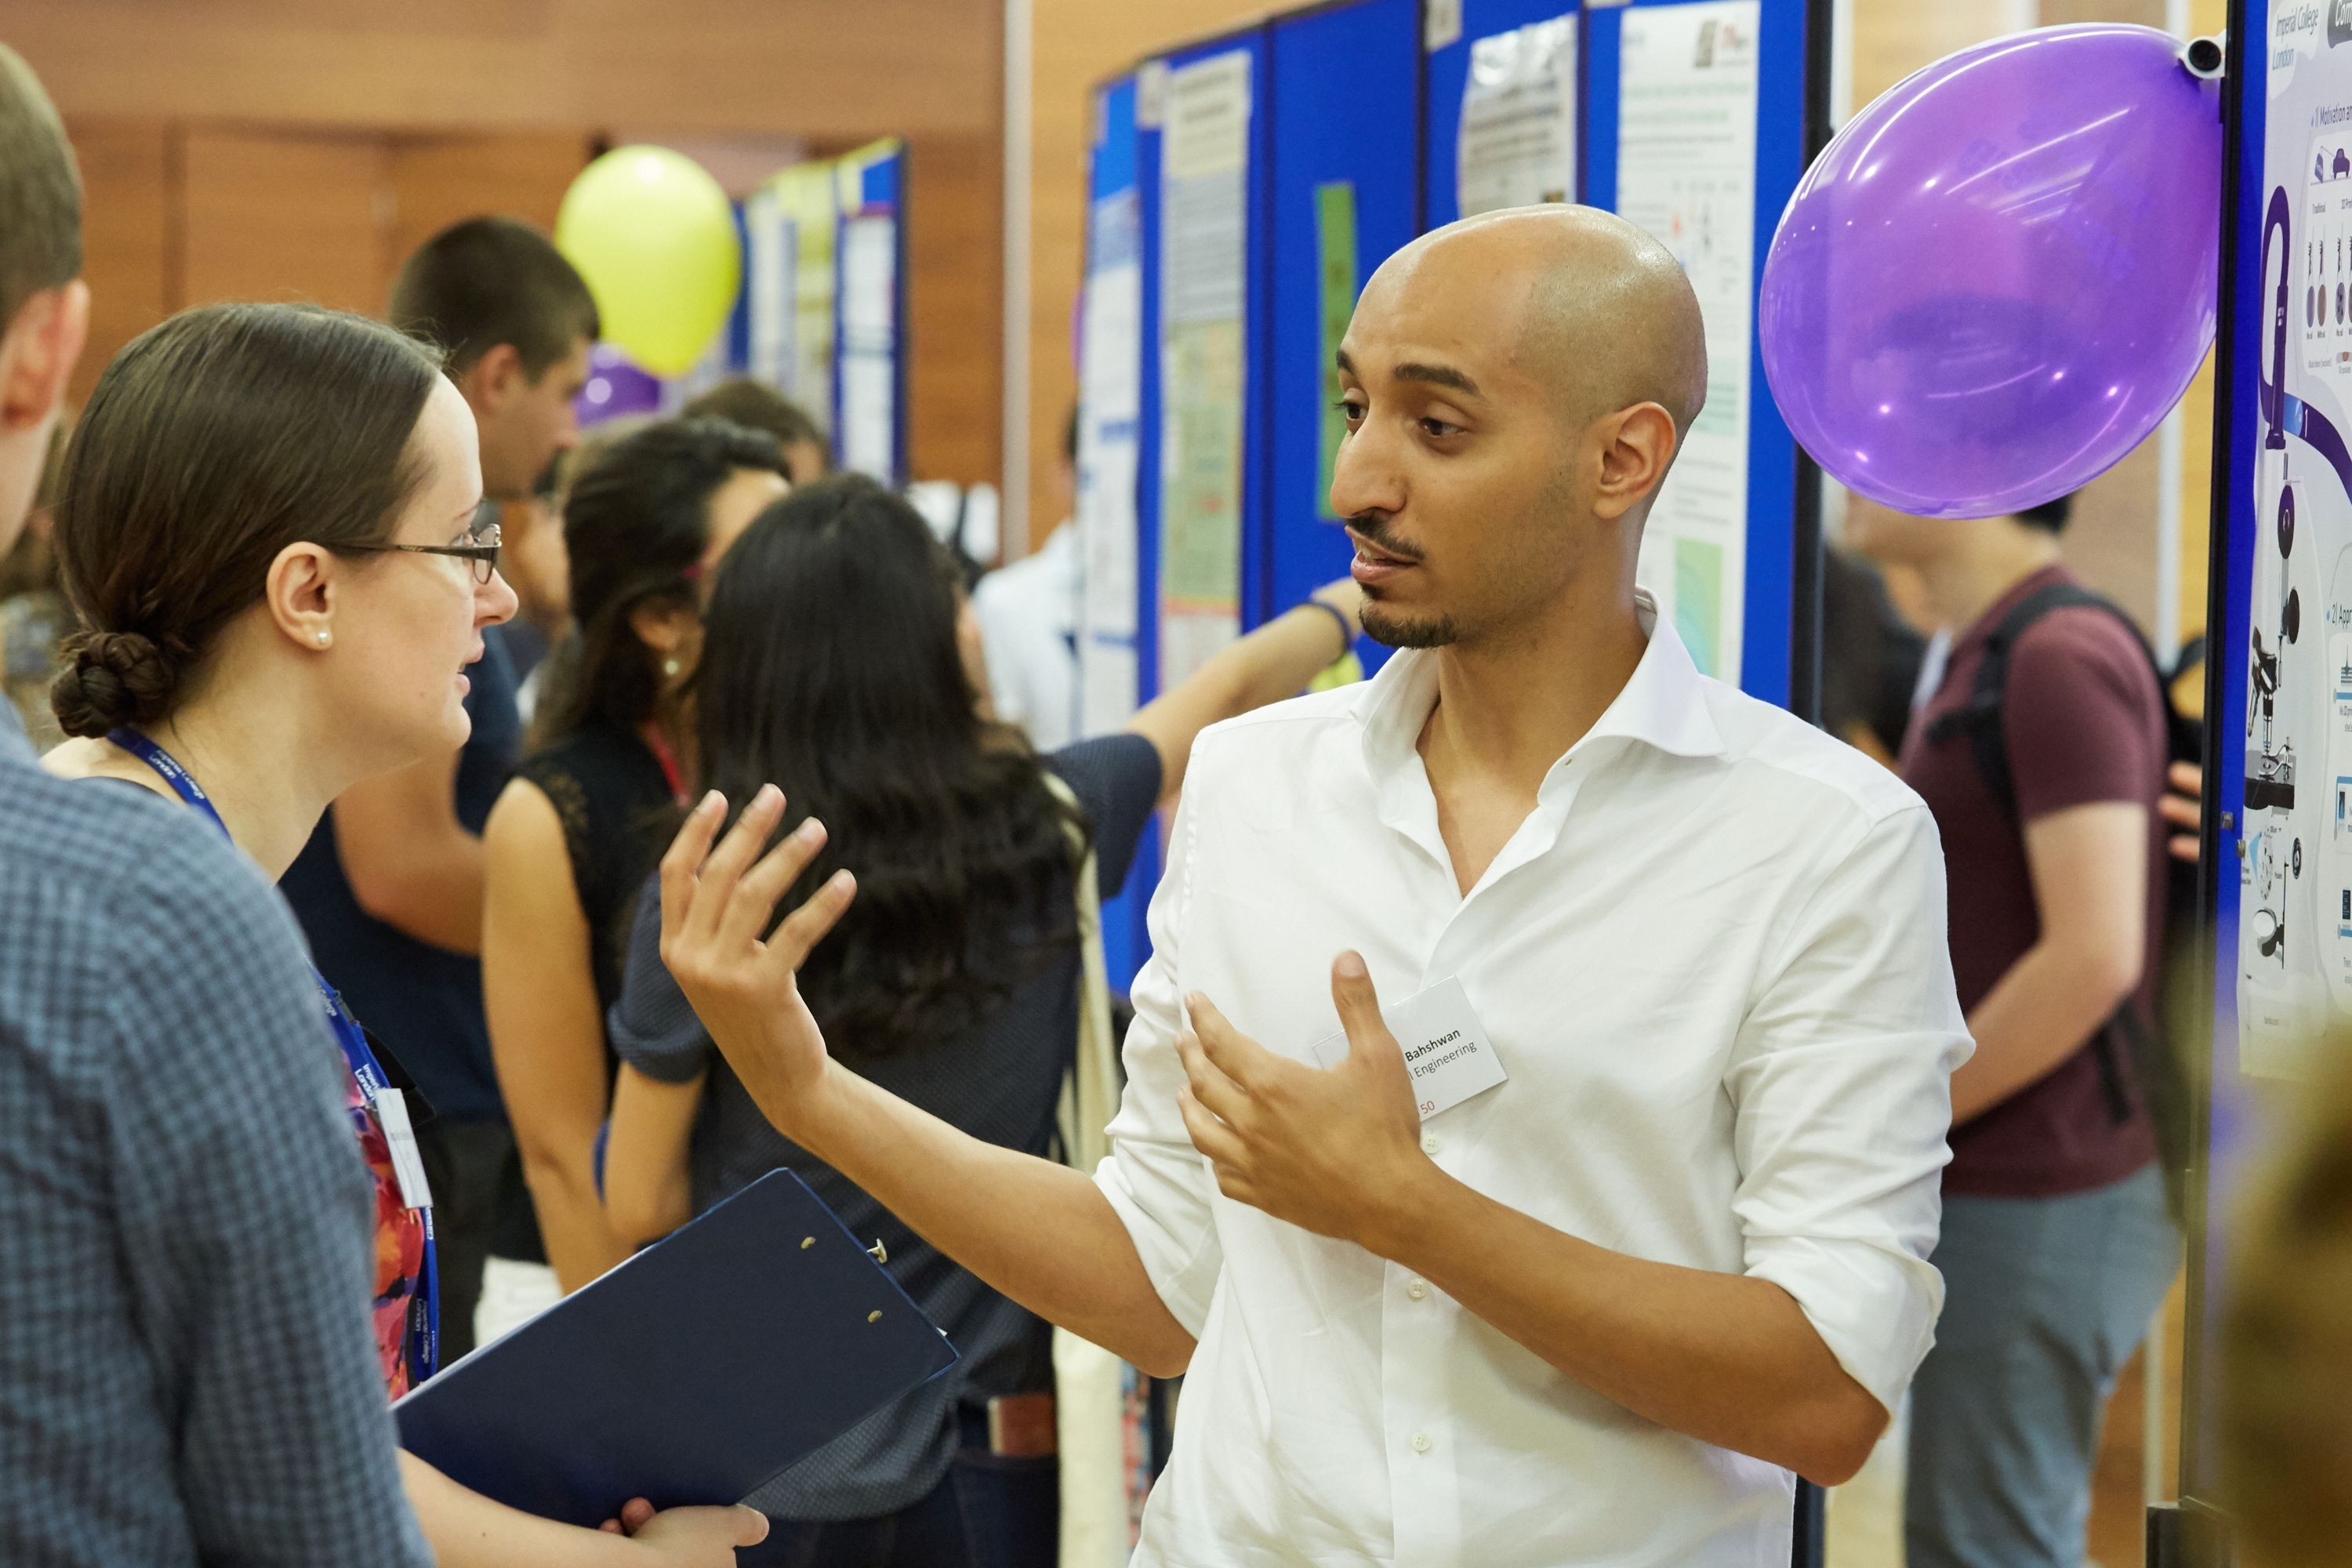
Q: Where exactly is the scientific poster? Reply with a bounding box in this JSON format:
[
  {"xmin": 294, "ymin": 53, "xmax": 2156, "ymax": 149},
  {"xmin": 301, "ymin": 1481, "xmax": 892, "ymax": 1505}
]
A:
[
  {"xmin": 837, "ymin": 212, "xmax": 897, "ymax": 481},
  {"xmin": 2237, "ymin": 10, "xmax": 2352, "ymax": 1081},
  {"xmin": 1456, "ymin": 14, "xmax": 1580, "ymax": 217},
  {"xmin": 1079, "ymin": 188, "xmax": 1144, "ymax": 736},
  {"xmin": 1157, "ymin": 49, "xmax": 1252, "ymax": 687},
  {"xmin": 1615, "ymin": 0, "xmax": 1759, "ymax": 682}
]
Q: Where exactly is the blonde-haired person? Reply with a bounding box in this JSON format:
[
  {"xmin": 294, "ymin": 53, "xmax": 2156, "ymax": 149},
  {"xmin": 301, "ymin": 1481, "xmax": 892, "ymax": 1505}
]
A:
[{"xmin": 2223, "ymin": 1056, "xmax": 2352, "ymax": 1566}]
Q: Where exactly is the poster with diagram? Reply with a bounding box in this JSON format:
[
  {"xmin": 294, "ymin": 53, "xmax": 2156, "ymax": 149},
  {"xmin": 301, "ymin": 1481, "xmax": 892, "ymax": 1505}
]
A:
[
  {"xmin": 2237, "ymin": 11, "xmax": 2352, "ymax": 1082},
  {"xmin": 1615, "ymin": 0, "xmax": 1759, "ymax": 683}
]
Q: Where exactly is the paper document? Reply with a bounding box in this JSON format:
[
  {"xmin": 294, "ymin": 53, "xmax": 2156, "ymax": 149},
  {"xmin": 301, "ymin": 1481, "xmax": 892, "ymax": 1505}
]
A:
[{"xmin": 1457, "ymin": 15, "xmax": 1580, "ymax": 217}]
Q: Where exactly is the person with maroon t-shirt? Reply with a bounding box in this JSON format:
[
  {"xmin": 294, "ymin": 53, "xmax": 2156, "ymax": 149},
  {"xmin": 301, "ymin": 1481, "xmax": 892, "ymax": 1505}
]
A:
[{"xmin": 1852, "ymin": 490, "xmax": 2180, "ymax": 1567}]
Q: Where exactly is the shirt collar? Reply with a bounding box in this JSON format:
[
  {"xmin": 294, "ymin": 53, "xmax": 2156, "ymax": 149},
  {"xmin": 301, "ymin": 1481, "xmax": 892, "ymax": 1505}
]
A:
[{"xmin": 1355, "ymin": 589, "xmax": 1726, "ymax": 785}]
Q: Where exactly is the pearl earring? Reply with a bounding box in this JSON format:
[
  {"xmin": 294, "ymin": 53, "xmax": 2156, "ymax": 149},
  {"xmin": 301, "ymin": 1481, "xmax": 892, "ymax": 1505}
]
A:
[
  {"xmin": 663, "ymin": 658, "xmax": 681, "ymax": 677},
  {"xmin": 316, "ymin": 631, "xmax": 330, "ymax": 645}
]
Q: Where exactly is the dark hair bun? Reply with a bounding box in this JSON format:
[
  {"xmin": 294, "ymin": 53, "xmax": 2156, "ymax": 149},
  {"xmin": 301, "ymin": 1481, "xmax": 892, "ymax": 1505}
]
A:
[{"xmin": 52, "ymin": 630, "xmax": 184, "ymax": 739}]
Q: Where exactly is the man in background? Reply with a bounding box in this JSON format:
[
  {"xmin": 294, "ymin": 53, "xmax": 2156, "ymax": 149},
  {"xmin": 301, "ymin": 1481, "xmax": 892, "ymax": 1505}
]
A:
[
  {"xmin": 972, "ymin": 408, "xmax": 1080, "ymax": 750},
  {"xmin": 1853, "ymin": 491, "xmax": 2180, "ymax": 1568},
  {"xmin": 281, "ymin": 216, "xmax": 596, "ymax": 1359}
]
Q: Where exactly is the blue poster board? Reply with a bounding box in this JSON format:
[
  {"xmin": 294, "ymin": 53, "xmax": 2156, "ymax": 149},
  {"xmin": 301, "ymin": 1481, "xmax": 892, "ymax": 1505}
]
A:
[{"xmin": 1260, "ymin": 0, "xmax": 1424, "ymax": 663}]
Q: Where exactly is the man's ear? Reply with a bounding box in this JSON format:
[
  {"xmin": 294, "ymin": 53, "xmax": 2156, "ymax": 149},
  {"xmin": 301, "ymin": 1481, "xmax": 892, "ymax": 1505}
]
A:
[
  {"xmin": 0, "ymin": 281, "xmax": 91, "ymax": 434},
  {"xmin": 1590, "ymin": 401, "xmax": 1679, "ymax": 524},
  {"xmin": 456, "ymin": 342, "xmax": 525, "ymax": 416}
]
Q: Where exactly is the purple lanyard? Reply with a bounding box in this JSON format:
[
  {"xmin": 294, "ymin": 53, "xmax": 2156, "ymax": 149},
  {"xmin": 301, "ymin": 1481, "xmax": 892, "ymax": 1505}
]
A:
[{"xmin": 108, "ymin": 728, "xmax": 439, "ymax": 1382}]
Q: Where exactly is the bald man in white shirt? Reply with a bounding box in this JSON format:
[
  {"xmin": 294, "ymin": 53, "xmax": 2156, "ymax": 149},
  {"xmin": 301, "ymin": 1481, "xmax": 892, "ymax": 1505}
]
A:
[{"xmin": 659, "ymin": 206, "xmax": 1971, "ymax": 1567}]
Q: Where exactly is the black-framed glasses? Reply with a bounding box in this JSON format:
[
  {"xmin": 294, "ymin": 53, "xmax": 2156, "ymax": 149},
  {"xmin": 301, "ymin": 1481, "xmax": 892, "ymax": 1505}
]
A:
[{"xmin": 343, "ymin": 524, "xmax": 502, "ymax": 586}]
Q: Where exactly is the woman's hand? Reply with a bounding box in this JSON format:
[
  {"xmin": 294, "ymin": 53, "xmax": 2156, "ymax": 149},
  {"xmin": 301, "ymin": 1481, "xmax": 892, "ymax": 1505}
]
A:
[
  {"xmin": 1311, "ymin": 575, "xmax": 1365, "ymax": 647},
  {"xmin": 601, "ymin": 1497, "xmax": 769, "ymax": 1564},
  {"xmin": 655, "ymin": 786, "xmax": 857, "ymax": 1137}
]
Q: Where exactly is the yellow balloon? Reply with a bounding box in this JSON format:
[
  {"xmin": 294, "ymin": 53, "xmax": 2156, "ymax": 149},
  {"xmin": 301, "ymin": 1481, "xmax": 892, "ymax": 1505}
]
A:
[{"xmin": 555, "ymin": 146, "xmax": 742, "ymax": 377}]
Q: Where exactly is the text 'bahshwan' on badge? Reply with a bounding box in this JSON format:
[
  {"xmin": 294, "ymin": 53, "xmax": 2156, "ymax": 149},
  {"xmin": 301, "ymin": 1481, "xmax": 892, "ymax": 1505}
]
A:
[{"xmin": 1309, "ymin": 976, "xmax": 1507, "ymax": 1122}]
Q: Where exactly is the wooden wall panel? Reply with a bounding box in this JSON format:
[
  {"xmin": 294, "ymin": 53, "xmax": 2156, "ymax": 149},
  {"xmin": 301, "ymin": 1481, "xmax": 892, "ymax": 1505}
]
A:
[
  {"xmin": 8, "ymin": 0, "xmax": 998, "ymax": 142},
  {"xmin": 64, "ymin": 120, "xmax": 176, "ymax": 403},
  {"xmin": 902, "ymin": 131, "xmax": 1005, "ymax": 487},
  {"xmin": 23, "ymin": 0, "xmax": 1006, "ymax": 489},
  {"xmin": 181, "ymin": 131, "xmax": 393, "ymax": 315},
  {"xmin": 387, "ymin": 133, "xmax": 596, "ymax": 267}
]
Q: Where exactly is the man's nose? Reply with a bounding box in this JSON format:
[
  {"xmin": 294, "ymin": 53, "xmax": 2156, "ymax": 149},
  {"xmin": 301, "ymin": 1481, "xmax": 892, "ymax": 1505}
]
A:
[{"xmin": 1327, "ymin": 411, "xmax": 1406, "ymax": 524}]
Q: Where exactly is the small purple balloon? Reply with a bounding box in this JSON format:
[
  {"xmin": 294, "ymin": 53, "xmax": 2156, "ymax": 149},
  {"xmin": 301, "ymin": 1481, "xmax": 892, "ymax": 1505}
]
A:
[
  {"xmin": 575, "ymin": 343, "xmax": 663, "ymax": 427},
  {"xmin": 1759, "ymin": 24, "xmax": 2220, "ymax": 519}
]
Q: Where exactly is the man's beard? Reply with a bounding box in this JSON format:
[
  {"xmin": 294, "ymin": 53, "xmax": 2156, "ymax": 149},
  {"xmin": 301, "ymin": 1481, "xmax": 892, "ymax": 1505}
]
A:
[
  {"xmin": 1348, "ymin": 511, "xmax": 1459, "ymax": 648},
  {"xmin": 1359, "ymin": 600, "xmax": 1461, "ymax": 648}
]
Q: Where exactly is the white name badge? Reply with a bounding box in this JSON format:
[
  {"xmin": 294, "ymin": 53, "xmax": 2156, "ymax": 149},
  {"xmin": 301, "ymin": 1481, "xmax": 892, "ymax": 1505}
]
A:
[
  {"xmin": 372, "ymin": 1087, "xmax": 436, "ymax": 1213},
  {"xmin": 1310, "ymin": 976, "xmax": 1507, "ymax": 1121}
]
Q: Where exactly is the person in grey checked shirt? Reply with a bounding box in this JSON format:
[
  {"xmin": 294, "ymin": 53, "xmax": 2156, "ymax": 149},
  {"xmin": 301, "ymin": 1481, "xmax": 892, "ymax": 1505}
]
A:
[{"xmin": 0, "ymin": 44, "xmax": 428, "ymax": 1568}]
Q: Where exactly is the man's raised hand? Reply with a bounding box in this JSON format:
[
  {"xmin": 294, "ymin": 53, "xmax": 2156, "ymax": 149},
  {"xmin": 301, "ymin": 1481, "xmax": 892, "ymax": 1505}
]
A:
[{"xmin": 657, "ymin": 786, "xmax": 857, "ymax": 1132}]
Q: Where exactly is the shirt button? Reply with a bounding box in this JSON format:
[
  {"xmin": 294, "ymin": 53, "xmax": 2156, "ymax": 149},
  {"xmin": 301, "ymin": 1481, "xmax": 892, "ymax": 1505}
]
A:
[
  {"xmin": 1421, "ymin": 1132, "xmax": 1443, "ymax": 1156},
  {"xmin": 1406, "ymin": 1279, "xmax": 1429, "ymax": 1301},
  {"xmin": 1411, "ymin": 1432, "xmax": 1433, "ymax": 1454}
]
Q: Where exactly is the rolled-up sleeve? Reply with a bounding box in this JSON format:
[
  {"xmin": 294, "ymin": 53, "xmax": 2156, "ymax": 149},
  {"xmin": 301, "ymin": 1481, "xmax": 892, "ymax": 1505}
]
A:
[
  {"xmin": 1726, "ymin": 803, "xmax": 1973, "ymax": 1417},
  {"xmin": 1093, "ymin": 784, "xmax": 1225, "ymax": 1338}
]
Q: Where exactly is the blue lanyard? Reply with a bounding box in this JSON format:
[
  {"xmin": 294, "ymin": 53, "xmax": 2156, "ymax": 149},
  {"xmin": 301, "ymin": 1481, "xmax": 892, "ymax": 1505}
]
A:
[{"xmin": 108, "ymin": 728, "xmax": 439, "ymax": 1384}]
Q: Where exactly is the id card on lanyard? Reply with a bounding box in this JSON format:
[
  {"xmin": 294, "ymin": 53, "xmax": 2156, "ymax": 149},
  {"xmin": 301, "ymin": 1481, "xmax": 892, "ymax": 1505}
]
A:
[{"xmin": 109, "ymin": 728, "xmax": 441, "ymax": 1383}]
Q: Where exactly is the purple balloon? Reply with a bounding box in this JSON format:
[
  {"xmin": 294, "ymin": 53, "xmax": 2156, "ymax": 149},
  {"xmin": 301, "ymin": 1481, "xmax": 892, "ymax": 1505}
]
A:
[
  {"xmin": 575, "ymin": 343, "xmax": 663, "ymax": 427},
  {"xmin": 1759, "ymin": 24, "xmax": 2220, "ymax": 519}
]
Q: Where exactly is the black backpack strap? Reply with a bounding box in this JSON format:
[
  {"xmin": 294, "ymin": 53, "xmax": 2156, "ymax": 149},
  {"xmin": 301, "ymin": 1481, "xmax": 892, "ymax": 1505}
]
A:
[{"xmin": 1922, "ymin": 583, "xmax": 2126, "ymax": 819}]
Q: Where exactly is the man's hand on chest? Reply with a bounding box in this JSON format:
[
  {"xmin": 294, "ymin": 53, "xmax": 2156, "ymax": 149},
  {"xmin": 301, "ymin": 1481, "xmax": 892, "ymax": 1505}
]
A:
[{"xmin": 1174, "ymin": 951, "xmax": 1439, "ymax": 1252}]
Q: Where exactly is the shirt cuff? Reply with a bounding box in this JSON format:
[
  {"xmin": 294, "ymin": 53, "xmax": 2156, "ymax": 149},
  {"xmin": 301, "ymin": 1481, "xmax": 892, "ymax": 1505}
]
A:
[
  {"xmin": 1745, "ymin": 1233, "xmax": 1944, "ymax": 1417},
  {"xmin": 1093, "ymin": 1153, "xmax": 1222, "ymax": 1340}
]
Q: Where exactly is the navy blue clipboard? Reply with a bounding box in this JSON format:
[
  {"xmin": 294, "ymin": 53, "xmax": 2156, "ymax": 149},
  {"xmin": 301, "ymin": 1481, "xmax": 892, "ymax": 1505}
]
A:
[{"xmin": 393, "ymin": 1169, "xmax": 958, "ymax": 1526}]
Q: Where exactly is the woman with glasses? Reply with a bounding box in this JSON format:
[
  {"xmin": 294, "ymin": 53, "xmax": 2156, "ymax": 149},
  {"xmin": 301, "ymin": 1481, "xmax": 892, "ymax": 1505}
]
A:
[
  {"xmin": 41, "ymin": 302, "xmax": 762, "ymax": 1567},
  {"xmin": 482, "ymin": 417, "xmax": 789, "ymax": 1294}
]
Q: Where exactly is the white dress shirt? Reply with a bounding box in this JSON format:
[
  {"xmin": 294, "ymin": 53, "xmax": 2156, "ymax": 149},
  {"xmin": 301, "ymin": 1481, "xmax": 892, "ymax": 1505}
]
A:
[
  {"xmin": 973, "ymin": 522, "xmax": 1081, "ymax": 752},
  {"xmin": 1096, "ymin": 596, "xmax": 1970, "ymax": 1567}
]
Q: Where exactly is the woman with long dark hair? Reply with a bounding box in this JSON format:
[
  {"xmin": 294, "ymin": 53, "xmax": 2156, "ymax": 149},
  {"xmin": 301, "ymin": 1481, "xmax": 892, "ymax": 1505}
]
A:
[
  {"xmin": 602, "ymin": 473, "xmax": 1362, "ymax": 1563},
  {"xmin": 484, "ymin": 416, "xmax": 788, "ymax": 1294},
  {"xmin": 42, "ymin": 302, "xmax": 762, "ymax": 1567}
]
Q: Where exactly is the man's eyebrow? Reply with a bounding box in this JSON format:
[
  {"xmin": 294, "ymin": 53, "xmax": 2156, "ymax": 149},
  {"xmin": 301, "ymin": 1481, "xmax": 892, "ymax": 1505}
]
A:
[
  {"xmin": 1394, "ymin": 361, "xmax": 1482, "ymax": 398},
  {"xmin": 1334, "ymin": 349, "xmax": 1483, "ymax": 400}
]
